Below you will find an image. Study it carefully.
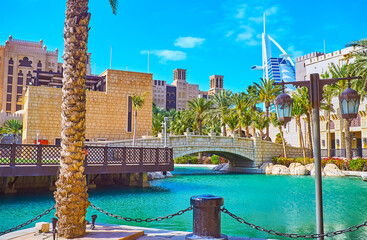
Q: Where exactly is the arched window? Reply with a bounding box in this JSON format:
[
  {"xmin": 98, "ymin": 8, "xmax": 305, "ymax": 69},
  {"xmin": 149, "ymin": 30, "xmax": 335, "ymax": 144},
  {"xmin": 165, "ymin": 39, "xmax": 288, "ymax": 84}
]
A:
[
  {"xmin": 326, "ymin": 120, "xmax": 335, "ymax": 130},
  {"xmin": 19, "ymin": 56, "xmax": 32, "ymax": 67},
  {"xmin": 37, "ymin": 60, "xmax": 42, "ymax": 69},
  {"xmin": 26, "ymin": 71, "xmax": 32, "ymax": 85}
]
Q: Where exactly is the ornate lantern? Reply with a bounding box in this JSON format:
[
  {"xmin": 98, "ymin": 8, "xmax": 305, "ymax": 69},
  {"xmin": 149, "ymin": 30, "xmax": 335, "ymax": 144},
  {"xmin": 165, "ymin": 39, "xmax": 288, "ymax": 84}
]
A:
[
  {"xmin": 275, "ymin": 92, "xmax": 293, "ymax": 124},
  {"xmin": 339, "ymin": 85, "xmax": 360, "ymax": 120}
]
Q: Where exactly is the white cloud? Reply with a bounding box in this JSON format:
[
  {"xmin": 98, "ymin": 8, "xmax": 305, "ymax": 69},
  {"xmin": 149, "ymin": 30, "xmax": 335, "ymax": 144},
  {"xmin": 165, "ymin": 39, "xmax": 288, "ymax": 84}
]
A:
[
  {"xmin": 235, "ymin": 4, "xmax": 247, "ymax": 19},
  {"xmin": 249, "ymin": 16, "xmax": 263, "ymax": 24},
  {"xmin": 226, "ymin": 30, "xmax": 235, "ymax": 37},
  {"xmin": 265, "ymin": 6, "xmax": 278, "ymax": 16},
  {"xmin": 287, "ymin": 46, "xmax": 304, "ymax": 58},
  {"xmin": 174, "ymin": 37, "xmax": 205, "ymax": 48},
  {"xmin": 141, "ymin": 50, "xmax": 187, "ymax": 63},
  {"xmin": 236, "ymin": 25, "xmax": 261, "ymax": 46}
]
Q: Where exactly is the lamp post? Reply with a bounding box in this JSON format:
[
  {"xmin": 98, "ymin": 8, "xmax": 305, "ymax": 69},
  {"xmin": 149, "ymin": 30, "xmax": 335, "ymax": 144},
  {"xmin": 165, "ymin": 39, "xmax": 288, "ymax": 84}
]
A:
[
  {"xmin": 163, "ymin": 117, "xmax": 168, "ymax": 147},
  {"xmin": 274, "ymin": 73, "xmax": 361, "ymax": 240},
  {"xmin": 36, "ymin": 130, "xmax": 40, "ymax": 145}
]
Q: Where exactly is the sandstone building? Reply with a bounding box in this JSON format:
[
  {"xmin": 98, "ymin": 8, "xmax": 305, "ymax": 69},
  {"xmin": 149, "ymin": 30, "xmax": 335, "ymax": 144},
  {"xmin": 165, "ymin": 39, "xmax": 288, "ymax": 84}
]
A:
[
  {"xmin": 22, "ymin": 69, "xmax": 152, "ymax": 144},
  {"xmin": 0, "ymin": 36, "xmax": 92, "ymax": 113},
  {"xmin": 153, "ymin": 69, "xmax": 224, "ymax": 111}
]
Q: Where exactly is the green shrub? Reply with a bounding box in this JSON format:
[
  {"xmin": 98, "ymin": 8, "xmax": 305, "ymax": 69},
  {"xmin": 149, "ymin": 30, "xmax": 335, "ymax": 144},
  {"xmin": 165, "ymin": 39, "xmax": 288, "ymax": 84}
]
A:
[
  {"xmin": 174, "ymin": 155, "xmax": 198, "ymax": 164},
  {"xmin": 211, "ymin": 155, "xmax": 221, "ymax": 165},
  {"xmin": 349, "ymin": 158, "xmax": 366, "ymax": 171}
]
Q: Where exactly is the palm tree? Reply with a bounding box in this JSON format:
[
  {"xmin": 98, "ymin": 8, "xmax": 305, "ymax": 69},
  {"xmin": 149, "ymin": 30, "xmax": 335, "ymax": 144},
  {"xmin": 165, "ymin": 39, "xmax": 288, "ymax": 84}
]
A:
[
  {"xmin": 293, "ymin": 87, "xmax": 313, "ymax": 153},
  {"xmin": 252, "ymin": 112, "xmax": 269, "ymax": 139},
  {"xmin": 347, "ymin": 39, "xmax": 367, "ymax": 90},
  {"xmin": 327, "ymin": 63, "xmax": 354, "ymax": 159},
  {"xmin": 292, "ymin": 95, "xmax": 307, "ymax": 159},
  {"xmin": 245, "ymin": 85, "xmax": 261, "ymax": 137},
  {"xmin": 270, "ymin": 113, "xmax": 287, "ymax": 158},
  {"xmin": 254, "ymin": 78, "xmax": 282, "ymax": 141},
  {"xmin": 320, "ymin": 79, "xmax": 337, "ymax": 158},
  {"xmin": 152, "ymin": 113, "xmax": 164, "ymax": 137},
  {"xmin": 187, "ymin": 98, "xmax": 212, "ymax": 135},
  {"xmin": 210, "ymin": 90, "xmax": 232, "ymax": 136},
  {"xmin": 231, "ymin": 93, "xmax": 247, "ymax": 137},
  {"xmin": 130, "ymin": 92, "xmax": 147, "ymax": 146},
  {"xmin": 225, "ymin": 112, "xmax": 239, "ymax": 135},
  {"xmin": 54, "ymin": 1, "xmax": 118, "ymax": 238},
  {"xmin": 239, "ymin": 108, "xmax": 253, "ymax": 138},
  {"xmin": 0, "ymin": 119, "xmax": 23, "ymax": 143}
]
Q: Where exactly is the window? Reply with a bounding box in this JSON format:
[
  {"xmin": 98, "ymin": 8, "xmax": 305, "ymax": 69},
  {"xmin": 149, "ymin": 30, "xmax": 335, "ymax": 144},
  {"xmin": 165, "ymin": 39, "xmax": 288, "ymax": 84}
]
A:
[
  {"xmin": 127, "ymin": 96, "xmax": 132, "ymax": 132},
  {"xmin": 6, "ymin": 94, "xmax": 11, "ymax": 102},
  {"xmin": 6, "ymin": 103, "xmax": 11, "ymax": 112},
  {"xmin": 8, "ymin": 76, "xmax": 12, "ymax": 84},
  {"xmin": 16, "ymin": 105, "xmax": 22, "ymax": 111},
  {"xmin": 7, "ymin": 85, "xmax": 12, "ymax": 93},
  {"xmin": 17, "ymin": 86, "xmax": 22, "ymax": 94}
]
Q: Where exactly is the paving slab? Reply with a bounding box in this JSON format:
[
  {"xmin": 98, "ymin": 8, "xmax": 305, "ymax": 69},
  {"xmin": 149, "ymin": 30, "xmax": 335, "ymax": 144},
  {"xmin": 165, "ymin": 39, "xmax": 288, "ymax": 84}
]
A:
[{"xmin": 1, "ymin": 223, "xmax": 273, "ymax": 240}]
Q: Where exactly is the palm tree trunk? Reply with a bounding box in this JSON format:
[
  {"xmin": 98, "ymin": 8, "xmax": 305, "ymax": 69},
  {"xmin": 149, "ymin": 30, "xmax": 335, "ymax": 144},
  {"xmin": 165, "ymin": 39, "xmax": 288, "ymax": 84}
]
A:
[
  {"xmin": 296, "ymin": 117, "xmax": 306, "ymax": 159},
  {"xmin": 345, "ymin": 119, "xmax": 352, "ymax": 160},
  {"xmin": 198, "ymin": 118, "xmax": 202, "ymax": 135},
  {"xmin": 306, "ymin": 113, "xmax": 313, "ymax": 153},
  {"xmin": 238, "ymin": 125, "xmax": 242, "ymax": 137},
  {"xmin": 222, "ymin": 119, "xmax": 227, "ymax": 136},
  {"xmin": 246, "ymin": 126, "xmax": 250, "ymax": 138},
  {"xmin": 54, "ymin": 0, "xmax": 90, "ymax": 238},
  {"xmin": 327, "ymin": 110, "xmax": 331, "ymax": 158},
  {"xmin": 252, "ymin": 124, "xmax": 256, "ymax": 137},
  {"xmin": 279, "ymin": 125, "xmax": 287, "ymax": 158},
  {"xmin": 133, "ymin": 110, "xmax": 137, "ymax": 146},
  {"xmin": 266, "ymin": 105, "xmax": 270, "ymax": 141}
]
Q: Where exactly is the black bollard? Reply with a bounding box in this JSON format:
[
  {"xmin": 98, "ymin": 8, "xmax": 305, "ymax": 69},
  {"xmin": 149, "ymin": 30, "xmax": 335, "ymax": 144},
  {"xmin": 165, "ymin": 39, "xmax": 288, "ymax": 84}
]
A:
[
  {"xmin": 91, "ymin": 214, "xmax": 97, "ymax": 230},
  {"xmin": 51, "ymin": 218, "xmax": 58, "ymax": 240},
  {"xmin": 186, "ymin": 194, "xmax": 228, "ymax": 240}
]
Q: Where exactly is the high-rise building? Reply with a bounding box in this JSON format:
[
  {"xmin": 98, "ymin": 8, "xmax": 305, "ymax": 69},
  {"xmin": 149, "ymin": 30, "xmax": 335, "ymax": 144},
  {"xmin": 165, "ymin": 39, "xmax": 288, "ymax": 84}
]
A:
[
  {"xmin": 152, "ymin": 69, "xmax": 212, "ymax": 111},
  {"xmin": 0, "ymin": 36, "xmax": 92, "ymax": 113},
  {"xmin": 208, "ymin": 75, "xmax": 223, "ymax": 95},
  {"xmin": 251, "ymin": 15, "xmax": 296, "ymax": 83}
]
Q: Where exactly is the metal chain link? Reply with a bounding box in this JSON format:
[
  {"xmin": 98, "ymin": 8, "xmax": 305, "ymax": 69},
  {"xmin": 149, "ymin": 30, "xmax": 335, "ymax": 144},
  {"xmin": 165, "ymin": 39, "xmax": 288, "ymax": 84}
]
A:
[
  {"xmin": 89, "ymin": 203, "xmax": 192, "ymax": 222},
  {"xmin": 221, "ymin": 207, "xmax": 367, "ymax": 238},
  {"xmin": 0, "ymin": 205, "xmax": 55, "ymax": 237}
]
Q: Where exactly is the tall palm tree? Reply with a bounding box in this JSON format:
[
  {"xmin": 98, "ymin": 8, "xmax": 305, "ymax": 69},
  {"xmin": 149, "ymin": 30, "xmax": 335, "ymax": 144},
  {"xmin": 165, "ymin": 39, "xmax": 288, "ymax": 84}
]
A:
[
  {"xmin": 293, "ymin": 87, "xmax": 313, "ymax": 153},
  {"xmin": 254, "ymin": 78, "xmax": 281, "ymax": 141},
  {"xmin": 320, "ymin": 79, "xmax": 337, "ymax": 158},
  {"xmin": 225, "ymin": 112, "xmax": 239, "ymax": 135},
  {"xmin": 231, "ymin": 93, "xmax": 247, "ymax": 137},
  {"xmin": 239, "ymin": 108, "xmax": 253, "ymax": 138},
  {"xmin": 347, "ymin": 39, "xmax": 367, "ymax": 90},
  {"xmin": 328, "ymin": 63, "xmax": 354, "ymax": 159},
  {"xmin": 252, "ymin": 112, "xmax": 269, "ymax": 139},
  {"xmin": 152, "ymin": 113, "xmax": 164, "ymax": 137},
  {"xmin": 187, "ymin": 97, "xmax": 212, "ymax": 135},
  {"xmin": 292, "ymin": 95, "xmax": 307, "ymax": 159},
  {"xmin": 245, "ymin": 85, "xmax": 261, "ymax": 137},
  {"xmin": 131, "ymin": 92, "xmax": 147, "ymax": 146},
  {"xmin": 210, "ymin": 90, "xmax": 232, "ymax": 136},
  {"xmin": 54, "ymin": 1, "xmax": 118, "ymax": 238},
  {"xmin": 0, "ymin": 119, "xmax": 23, "ymax": 143},
  {"xmin": 270, "ymin": 113, "xmax": 287, "ymax": 158}
]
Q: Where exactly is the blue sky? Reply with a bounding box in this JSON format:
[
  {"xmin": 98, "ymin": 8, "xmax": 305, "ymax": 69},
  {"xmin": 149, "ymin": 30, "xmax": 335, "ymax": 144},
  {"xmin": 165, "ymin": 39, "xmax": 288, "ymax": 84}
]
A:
[{"xmin": 1, "ymin": 0, "xmax": 366, "ymax": 92}]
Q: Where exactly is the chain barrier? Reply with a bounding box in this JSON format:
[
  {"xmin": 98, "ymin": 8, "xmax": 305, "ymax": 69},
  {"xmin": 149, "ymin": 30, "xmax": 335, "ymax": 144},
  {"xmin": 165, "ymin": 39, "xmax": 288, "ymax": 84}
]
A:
[
  {"xmin": 89, "ymin": 203, "xmax": 192, "ymax": 222},
  {"xmin": 221, "ymin": 207, "xmax": 367, "ymax": 239},
  {"xmin": 0, "ymin": 205, "xmax": 55, "ymax": 237}
]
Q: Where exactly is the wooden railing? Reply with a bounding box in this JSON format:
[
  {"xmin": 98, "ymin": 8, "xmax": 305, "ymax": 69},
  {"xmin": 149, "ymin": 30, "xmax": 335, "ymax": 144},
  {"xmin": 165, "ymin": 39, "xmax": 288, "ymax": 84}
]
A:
[{"xmin": 0, "ymin": 144, "xmax": 173, "ymax": 177}]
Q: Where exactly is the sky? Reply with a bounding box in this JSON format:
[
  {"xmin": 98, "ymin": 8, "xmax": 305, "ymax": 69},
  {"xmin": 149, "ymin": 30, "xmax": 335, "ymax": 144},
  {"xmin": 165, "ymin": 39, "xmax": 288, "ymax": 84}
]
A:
[{"xmin": 1, "ymin": 0, "xmax": 366, "ymax": 93}]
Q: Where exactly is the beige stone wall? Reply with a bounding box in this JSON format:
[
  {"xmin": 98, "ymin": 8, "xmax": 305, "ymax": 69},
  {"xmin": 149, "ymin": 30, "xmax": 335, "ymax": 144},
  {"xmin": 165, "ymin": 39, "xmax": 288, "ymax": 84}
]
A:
[
  {"xmin": 22, "ymin": 69, "xmax": 152, "ymax": 144},
  {"xmin": 0, "ymin": 47, "xmax": 5, "ymax": 111}
]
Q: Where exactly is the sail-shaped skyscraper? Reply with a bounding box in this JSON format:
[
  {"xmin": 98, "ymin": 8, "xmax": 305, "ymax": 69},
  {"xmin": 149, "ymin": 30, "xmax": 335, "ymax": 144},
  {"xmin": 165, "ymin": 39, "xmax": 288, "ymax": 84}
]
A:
[{"xmin": 251, "ymin": 14, "xmax": 296, "ymax": 82}]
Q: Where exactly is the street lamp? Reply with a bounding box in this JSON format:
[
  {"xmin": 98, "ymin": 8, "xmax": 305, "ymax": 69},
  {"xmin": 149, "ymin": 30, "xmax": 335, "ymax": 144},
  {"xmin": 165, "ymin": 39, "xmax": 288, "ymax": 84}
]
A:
[
  {"xmin": 274, "ymin": 73, "xmax": 361, "ymax": 240},
  {"xmin": 163, "ymin": 117, "xmax": 168, "ymax": 147},
  {"xmin": 36, "ymin": 130, "xmax": 40, "ymax": 145}
]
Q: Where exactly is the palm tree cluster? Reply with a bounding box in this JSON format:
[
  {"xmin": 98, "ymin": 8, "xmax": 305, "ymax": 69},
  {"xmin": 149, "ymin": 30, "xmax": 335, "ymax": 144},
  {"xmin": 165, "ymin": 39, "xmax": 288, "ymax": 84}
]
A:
[{"xmin": 152, "ymin": 79, "xmax": 282, "ymax": 141}]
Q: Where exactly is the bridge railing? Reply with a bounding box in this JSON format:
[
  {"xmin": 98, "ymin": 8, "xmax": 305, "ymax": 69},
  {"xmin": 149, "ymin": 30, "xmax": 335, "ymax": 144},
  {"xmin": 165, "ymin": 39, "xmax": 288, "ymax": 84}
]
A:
[{"xmin": 0, "ymin": 144, "xmax": 173, "ymax": 177}]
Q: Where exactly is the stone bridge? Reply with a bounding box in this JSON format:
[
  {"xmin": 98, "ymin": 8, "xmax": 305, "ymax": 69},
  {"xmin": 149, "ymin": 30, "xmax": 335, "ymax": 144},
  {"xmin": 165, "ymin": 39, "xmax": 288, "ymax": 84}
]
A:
[{"xmin": 88, "ymin": 133, "xmax": 307, "ymax": 169}]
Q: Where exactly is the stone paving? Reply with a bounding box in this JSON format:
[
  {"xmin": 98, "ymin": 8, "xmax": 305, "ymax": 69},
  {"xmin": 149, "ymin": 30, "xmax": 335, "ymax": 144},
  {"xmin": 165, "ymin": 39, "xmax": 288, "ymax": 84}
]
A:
[{"xmin": 1, "ymin": 223, "xmax": 273, "ymax": 240}]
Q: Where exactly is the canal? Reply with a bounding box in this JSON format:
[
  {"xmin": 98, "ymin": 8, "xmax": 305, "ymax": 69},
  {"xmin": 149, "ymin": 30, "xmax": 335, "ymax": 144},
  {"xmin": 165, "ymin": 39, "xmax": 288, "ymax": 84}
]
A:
[{"xmin": 1, "ymin": 165, "xmax": 367, "ymax": 239}]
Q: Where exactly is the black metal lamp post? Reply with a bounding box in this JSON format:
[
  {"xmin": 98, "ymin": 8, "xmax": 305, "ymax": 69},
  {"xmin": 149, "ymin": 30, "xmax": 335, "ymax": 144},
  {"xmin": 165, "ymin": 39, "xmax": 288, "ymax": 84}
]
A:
[{"xmin": 274, "ymin": 73, "xmax": 361, "ymax": 240}]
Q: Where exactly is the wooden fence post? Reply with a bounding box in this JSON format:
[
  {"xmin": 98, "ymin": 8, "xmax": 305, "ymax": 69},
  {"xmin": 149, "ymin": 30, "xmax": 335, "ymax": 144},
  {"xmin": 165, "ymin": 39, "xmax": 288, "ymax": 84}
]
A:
[
  {"xmin": 37, "ymin": 145, "xmax": 42, "ymax": 167},
  {"xmin": 10, "ymin": 144, "xmax": 16, "ymax": 167}
]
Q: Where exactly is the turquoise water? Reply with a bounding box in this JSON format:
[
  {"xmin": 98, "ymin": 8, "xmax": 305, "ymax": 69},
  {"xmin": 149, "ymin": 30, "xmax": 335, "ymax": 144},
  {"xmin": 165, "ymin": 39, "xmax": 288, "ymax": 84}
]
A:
[{"xmin": 1, "ymin": 166, "xmax": 367, "ymax": 239}]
